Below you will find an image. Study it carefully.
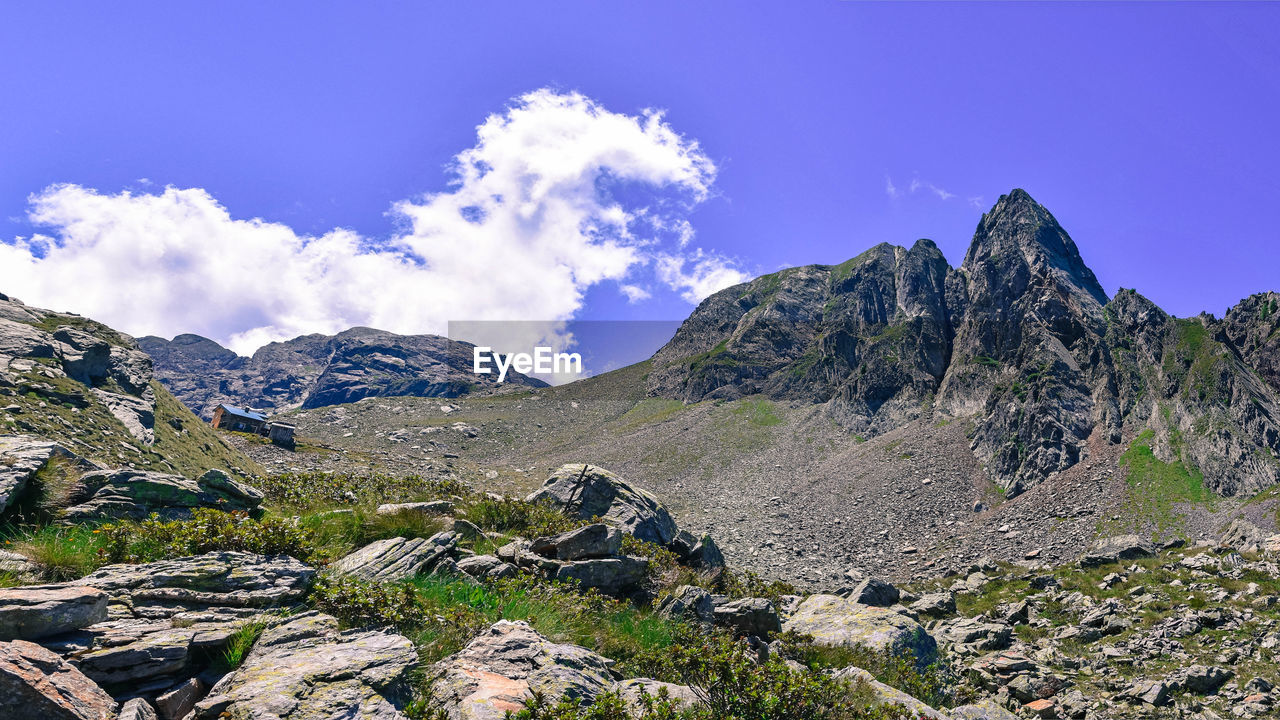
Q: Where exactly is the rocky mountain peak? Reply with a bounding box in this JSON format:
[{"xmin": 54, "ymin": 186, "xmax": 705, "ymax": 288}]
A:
[{"xmin": 963, "ymin": 188, "xmax": 1108, "ymax": 309}]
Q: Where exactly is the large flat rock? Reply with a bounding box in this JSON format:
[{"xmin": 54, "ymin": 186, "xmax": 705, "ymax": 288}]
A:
[
  {"xmin": 783, "ymin": 594, "xmax": 938, "ymax": 665},
  {"xmin": 62, "ymin": 468, "xmax": 263, "ymax": 521},
  {"xmin": 0, "ymin": 639, "xmax": 117, "ymax": 720},
  {"xmin": 69, "ymin": 552, "xmax": 315, "ymax": 612},
  {"xmin": 192, "ymin": 611, "xmax": 417, "ymax": 720},
  {"xmin": 431, "ymin": 620, "xmax": 615, "ymax": 720},
  {"xmin": 0, "ymin": 585, "xmax": 108, "ymax": 641},
  {"xmin": 332, "ymin": 532, "xmax": 457, "ymax": 582}
]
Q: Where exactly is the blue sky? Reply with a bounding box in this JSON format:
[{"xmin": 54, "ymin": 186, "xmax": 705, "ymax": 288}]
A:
[{"xmin": 1, "ymin": 2, "xmax": 1277, "ymax": 355}]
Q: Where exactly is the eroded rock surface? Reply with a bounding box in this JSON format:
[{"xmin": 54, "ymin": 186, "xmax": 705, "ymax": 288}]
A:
[{"xmin": 431, "ymin": 620, "xmax": 615, "ymax": 720}]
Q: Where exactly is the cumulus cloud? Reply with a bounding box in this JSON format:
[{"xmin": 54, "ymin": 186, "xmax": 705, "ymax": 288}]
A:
[
  {"xmin": 0, "ymin": 89, "xmax": 744, "ymax": 356},
  {"xmin": 655, "ymin": 249, "xmax": 750, "ymax": 304}
]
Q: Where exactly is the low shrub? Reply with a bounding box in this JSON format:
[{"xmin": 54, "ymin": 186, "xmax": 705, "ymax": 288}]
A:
[
  {"xmin": 310, "ymin": 573, "xmax": 681, "ymax": 668},
  {"xmin": 97, "ymin": 508, "xmax": 316, "ymax": 564},
  {"xmin": 510, "ymin": 631, "xmax": 929, "ymax": 720},
  {"xmin": 778, "ymin": 631, "xmax": 953, "ymax": 709},
  {"xmin": 458, "ymin": 496, "xmax": 584, "ymax": 538},
  {"xmin": 301, "ymin": 508, "xmax": 446, "ymax": 563},
  {"xmin": 256, "ymin": 470, "xmax": 469, "ymax": 512}
]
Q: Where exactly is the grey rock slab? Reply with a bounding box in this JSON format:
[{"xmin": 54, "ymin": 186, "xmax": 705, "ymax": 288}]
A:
[
  {"xmin": 332, "ymin": 532, "xmax": 457, "ymax": 582},
  {"xmin": 0, "ymin": 638, "xmax": 117, "ymax": 720},
  {"xmin": 615, "ymin": 678, "xmax": 702, "ymax": 715},
  {"xmin": 376, "ymin": 500, "xmax": 455, "ymax": 516},
  {"xmin": 531, "ymin": 523, "xmax": 622, "ymax": 561},
  {"xmin": 69, "ymin": 552, "xmax": 315, "ymax": 611},
  {"xmin": 950, "ymin": 701, "xmax": 1020, "ymax": 719},
  {"xmin": 62, "ymin": 468, "xmax": 263, "ymax": 521},
  {"xmin": 831, "ymin": 667, "xmax": 948, "ymax": 719},
  {"xmin": 430, "ymin": 620, "xmax": 614, "ymax": 720},
  {"xmin": 783, "ymin": 594, "xmax": 938, "ymax": 666},
  {"xmin": 1079, "ymin": 535, "xmax": 1156, "ymax": 567},
  {"xmin": 193, "ymin": 612, "xmax": 417, "ymax": 720},
  {"xmin": 526, "ymin": 464, "xmax": 678, "ymax": 546},
  {"xmin": 0, "ymin": 585, "xmax": 109, "ymax": 641},
  {"xmin": 712, "ymin": 597, "xmax": 781, "ymax": 637}
]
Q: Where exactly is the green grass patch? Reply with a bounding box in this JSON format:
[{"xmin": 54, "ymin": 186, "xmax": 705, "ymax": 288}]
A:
[
  {"xmin": 616, "ymin": 397, "xmax": 687, "ymax": 430},
  {"xmin": 731, "ymin": 398, "xmax": 782, "ymax": 427},
  {"xmin": 4, "ymin": 524, "xmax": 105, "ymax": 581},
  {"xmin": 1114, "ymin": 429, "xmax": 1214, "ymax": 538}
]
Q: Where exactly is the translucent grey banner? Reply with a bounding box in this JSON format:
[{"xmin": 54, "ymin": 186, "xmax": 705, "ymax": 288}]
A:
[{"xmin": 447, "ymin": 320, "xmax": 683, "ymax": 385}]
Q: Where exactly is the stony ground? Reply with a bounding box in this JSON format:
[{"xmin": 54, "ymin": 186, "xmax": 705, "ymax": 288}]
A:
[{"xmin": 244, "ymin": 367, "xmax": 1280, "ymax": 590}]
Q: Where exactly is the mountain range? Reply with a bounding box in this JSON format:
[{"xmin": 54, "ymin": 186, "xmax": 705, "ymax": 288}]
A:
[
  {"xmin": 647, "ymin": 189, "xmax": 1280, "ymax": 498},
  {"xmin": 140, "ymin": 326, "xmax": 547, "ymax": 419}
]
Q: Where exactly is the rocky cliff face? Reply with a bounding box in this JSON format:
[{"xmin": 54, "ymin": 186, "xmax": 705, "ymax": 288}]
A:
[
  {"xmin": 648, "ymin": 239, "xmax": 959, "ymax": 436},
  {"xmin": 0, "ymin": 293, "xmax": 255, "ymax": 479},
  {"xmin": 141, "ymin": 327, "xmax": 548, "ymax": 419},
  {"xmin": 648, "ymin": 190, "xmax": 1280, "ymax": 498}
]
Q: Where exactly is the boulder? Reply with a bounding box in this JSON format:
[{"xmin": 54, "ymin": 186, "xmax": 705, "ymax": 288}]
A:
[
  {"xmin": 614, "ymin": 678, "xmax": 702, "ymax": 715},
  {"xmin": 845, "ymin": 578, "xmax": 900, "ymax": 607},
  {"xmin": 1170, "ymin": 664, "xmax": 1233, "ymax": 694},
  {"xmin": 0, "ymin": 585, "xmax": 108, "ymax": 640},
  {"xmin": 783, "ymin": 595, "xmax": 938, "ymax": 666},
  {"xmin": 526, "ymin": 464, "xmax": 678, "ymax": 546},
  {"xmin": 934, "ymin": 618, "xmax": 1012, "ymax": 652},
  {"xmin": 1079, "ymin": 535, "xmax": 1156, "ymax": 567},
  {"xmin": 376, "ymin": 500, "xmax": 455, "ymax": 516},
  {"xmin": 552, "ymin": 556, "xmax": 649, "ymax": 596},
  {"xmin": 73, "ymin": 612, "xmax": 250, "ymax": 685},
  {"xmin": 531, "ymin": 524, "xmax": 622, "ymax": 561},
  {"xmin": 1220, "ymin": 518, "xmax": 1271, "ymax": 553},
  {"xmin": 430, "ymin": 620, "xmax": 615, "ymax": 720},
  {"xmin": 118, "ymin": 698, "xmax": 158, "ymax": 720},
  {"xmin": 712, "ymin": 598, "xmax": 781, "ymax": 637},
  {"xmin": 154, "ymin": 676, "xmax": 205, "ymax": 720},
  {"xmin": 456, "ymin": 555, "xmax": 518, "ymax": 581},
  {"xmin": 62, "ymin": 468, "xmax": 264, "ymax": 521},
  {"xmin": 0, "ymin": 639, "xmax": 117, "ymax": 720},
  {"xmin": 910, "ymin": 592, "xmax": 957, "ymax": 618},
  {"xmin": 192, "ymin": 612, "xmax": 417, "ymax": 720},
  {"xmin": 332, "ymin": 532, "xmax": 457, "ymax": 582},
  {"xmin": 656, "ymin": 585, "xmax": 714, "ymax": 624},
  {"xmin": 831, "ymin": 667, "xmax": 948, "ymax": 719},
  {"xmin": 950, "ymin": 701, "xmax": 1020, "ymax": 719},
  {"xmin": 668, "ymin": 531, "xmax": 726, "ymax": 569},
  {"xmin": 70, "ymin": 552, "xmax": 315, "ymax": 613},
  {"xmin": 0, "ymin": 435, "xmax": 78, "ymax": 515}
]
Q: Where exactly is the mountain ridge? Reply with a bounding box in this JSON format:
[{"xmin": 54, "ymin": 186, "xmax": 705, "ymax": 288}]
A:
[
  {"xmin": 646, "ymin": 189, "xmax": 1280, "ymax": 498},
  {"xmin": 140, "ymin": 326, "xmax": 548, "ymax": 419}
]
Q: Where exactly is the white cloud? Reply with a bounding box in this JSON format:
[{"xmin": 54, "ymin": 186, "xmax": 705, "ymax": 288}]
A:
[
  {"xmin": 655, "ymin": 249, "xmax": 749, "ymax": 304},
  {"xmin": 619, "ymin": 284, "xmax": 651, "ymax": 303},
  {"xmin": 890, "ymin": 175, "xmax": 970, "ymax": 205},
  {"xmin": 0, "ymin": 89, "xmax": 740, "ymax": 356}
]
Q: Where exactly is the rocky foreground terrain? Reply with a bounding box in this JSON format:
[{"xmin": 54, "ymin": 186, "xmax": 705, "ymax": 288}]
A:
[
  {"xmin": 3, "ymin": 435, "xmax": 1280, "ymax": 720},
  {"xmin": 141, "ymin": 326, "xmax": 545, "ymax": 420}
]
